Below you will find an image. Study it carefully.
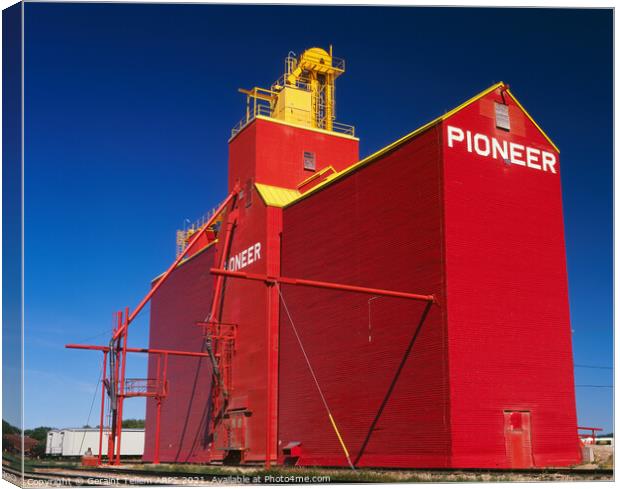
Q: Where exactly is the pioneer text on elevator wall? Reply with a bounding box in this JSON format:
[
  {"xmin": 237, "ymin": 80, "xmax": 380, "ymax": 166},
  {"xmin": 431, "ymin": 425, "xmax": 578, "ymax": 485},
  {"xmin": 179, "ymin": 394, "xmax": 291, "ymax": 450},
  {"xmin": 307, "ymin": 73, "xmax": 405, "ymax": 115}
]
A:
[
  {"xmin": 227, "ymin": 242, "xmax": 262, "ymax": 271},
  {"xmin": 446, "ymin": 125, "xmax": 557, "ymax": 173}
]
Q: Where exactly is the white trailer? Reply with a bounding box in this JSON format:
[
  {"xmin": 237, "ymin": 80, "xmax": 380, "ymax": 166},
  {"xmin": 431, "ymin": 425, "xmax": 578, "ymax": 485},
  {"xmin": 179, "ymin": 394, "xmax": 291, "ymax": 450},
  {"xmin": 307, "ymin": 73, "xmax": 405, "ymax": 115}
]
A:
[
  {"xmin": 45, "ymin": 428, "xmax": 144, "ymax": 457},
  {"xmin": 45, "ymin": 430, "xmax": 64, "ymax": 455}
]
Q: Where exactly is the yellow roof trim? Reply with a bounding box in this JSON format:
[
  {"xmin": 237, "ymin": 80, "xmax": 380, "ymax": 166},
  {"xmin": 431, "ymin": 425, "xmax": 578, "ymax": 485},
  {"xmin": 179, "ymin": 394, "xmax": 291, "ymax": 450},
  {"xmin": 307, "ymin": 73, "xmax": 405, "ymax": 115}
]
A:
[
  {"xmin": 151, "ymin": 239, "xmax": 218, "ymax": 284},
  {"xmin": 255, "ymin": 182, "xmax": 301, "ymax": 208},
  {"xmin": 297, "ymin": 165, "xmax": 336, "ymax": 188},
  {"xmin": 285, "ymin": 82, "xmax": 559, "ymax": 207},
  {"xmin": 442, "ymin": 81, "xmax": 504, "ymax": 119},
  {"xmin": 285, "ymin": 82, "xmax": 504, "ymax": 207},
  {"xmin": 506, "ymin": 88, "xmax": 560, "ymax": 153},
  {"xmin": 228, "ymin": 115, "xmax": 359, "ymax": 143}
]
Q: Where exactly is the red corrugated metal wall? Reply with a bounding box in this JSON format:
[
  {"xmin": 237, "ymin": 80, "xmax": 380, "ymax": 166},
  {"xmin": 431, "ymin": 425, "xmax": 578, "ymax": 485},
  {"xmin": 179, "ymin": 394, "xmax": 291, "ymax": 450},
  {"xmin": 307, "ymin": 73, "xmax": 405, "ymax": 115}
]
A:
[
  {"xmin": 213, "ymin": 188, "xmax": 276, "ymax": 462},
  {"xmin": 254, "ymin": 119, "xmax": 359, "ymax": 187},
  {"xmin": 144, "ymin": 117, "xmax": 357, "ymax": 464},
  {"xmin": 229, "ymin": 119, "xmax": 359, "ymax": 191},
  {"xmin": 228, "ymin": 122, "xmax": 257, "ymax": 192},
  {"xmin": 143, "ymin": 189, "xmax": 278, "ymax": 464},
  {"xmin": 143, "ymin": 246, "xmax": 216, "ymax": 463},
  {"xmin": 279, "ymin": 127, "xmax": 449, "ymax": 468},
  {"xmin": 441, "ymin": 87, "xmax": 580, "ymax": 467},
  {"xmin": 218, "ymin": 118, "xmax": 359, "ymax": 461},
  {"xmin": 145, "ymin": 85, "xmax": 579, "ymax": 469}
]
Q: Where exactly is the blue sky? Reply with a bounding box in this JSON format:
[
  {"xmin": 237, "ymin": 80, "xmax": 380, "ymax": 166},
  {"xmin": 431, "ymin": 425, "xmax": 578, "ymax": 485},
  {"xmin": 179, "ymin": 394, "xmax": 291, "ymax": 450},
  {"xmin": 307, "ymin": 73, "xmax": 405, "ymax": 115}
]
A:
[{"xmin": 19, "ymin": 5, "xmax": 612, "ymax": 432}]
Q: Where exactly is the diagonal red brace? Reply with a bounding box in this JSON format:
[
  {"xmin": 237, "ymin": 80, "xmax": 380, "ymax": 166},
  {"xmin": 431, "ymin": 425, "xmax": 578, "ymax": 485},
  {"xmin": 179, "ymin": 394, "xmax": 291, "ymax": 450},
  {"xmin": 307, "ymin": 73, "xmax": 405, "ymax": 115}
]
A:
[
  {"xmin": 209, "ymin": 268, "xmax": 437, "ymax": 304},
  {"xmin": 112, "ymin": 186, "xmax": 240, "ymax": 341}
]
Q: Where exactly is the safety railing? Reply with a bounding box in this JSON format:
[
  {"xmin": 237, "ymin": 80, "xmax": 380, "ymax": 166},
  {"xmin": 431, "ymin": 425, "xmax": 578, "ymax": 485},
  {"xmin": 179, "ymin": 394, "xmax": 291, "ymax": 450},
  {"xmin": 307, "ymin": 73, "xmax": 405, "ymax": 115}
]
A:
[
  {"xmin": 231, "ymin": 102, "xmax": 354, "ymax": 138},
  {"xmin": 124, "ymin": 378, "xmax": 167, "ymax": 398},
  {"xmin": 331, "ymin": 121, "xmax": 355, "ymax": 136},
  {"xmin": 299, "ymin": 51, "xmax": 345, "ymax": 71},
  {"xmin": 231, "ymin": 102, "xmax": 272, "ymax": 138},
  {"xmin": 186, "ymin": 205, "xmax": 224, "ymax": 233},
  {"xmin": 578, "ymin": 426, "xmax": 603, "ymax": 445},
  {"xmin": 271, "ymin": 74, "xmax": 311, "ymax": 93},
  {"xmin": 176, "ymin": 201, "xmax": 227, "ymax": 256},
  {"xmin": 331, "ymin": 56, "xmax": 345, "ymax": 71}
]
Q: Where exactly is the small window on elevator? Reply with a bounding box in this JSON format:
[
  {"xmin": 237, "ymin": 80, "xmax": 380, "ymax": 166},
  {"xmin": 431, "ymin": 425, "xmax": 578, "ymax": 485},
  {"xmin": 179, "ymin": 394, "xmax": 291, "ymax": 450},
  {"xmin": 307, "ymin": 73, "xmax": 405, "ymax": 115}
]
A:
[
  {"xmin": 495, "ymin": 102, "xmax": 511, "ymax": 131},
  {"xmin": 303, "ymin": 151, "xmax": 316, "ymax": 171}
]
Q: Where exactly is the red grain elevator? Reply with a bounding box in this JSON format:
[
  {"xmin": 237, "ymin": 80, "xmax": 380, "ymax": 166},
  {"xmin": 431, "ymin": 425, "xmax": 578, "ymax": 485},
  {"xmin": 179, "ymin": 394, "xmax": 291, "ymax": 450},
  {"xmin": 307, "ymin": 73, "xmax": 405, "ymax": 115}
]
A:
[{"xmin": 143, "ymin": 47, "xmax": 581, "ymax": 469}]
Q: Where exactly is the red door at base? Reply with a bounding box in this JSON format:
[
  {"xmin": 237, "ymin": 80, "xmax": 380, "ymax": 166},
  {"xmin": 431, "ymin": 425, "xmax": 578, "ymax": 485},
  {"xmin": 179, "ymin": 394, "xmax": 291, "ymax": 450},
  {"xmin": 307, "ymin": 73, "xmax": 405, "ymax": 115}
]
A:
[{"xmin": 504, "ymin": 411, "xmax": 533, "ymax": 468}]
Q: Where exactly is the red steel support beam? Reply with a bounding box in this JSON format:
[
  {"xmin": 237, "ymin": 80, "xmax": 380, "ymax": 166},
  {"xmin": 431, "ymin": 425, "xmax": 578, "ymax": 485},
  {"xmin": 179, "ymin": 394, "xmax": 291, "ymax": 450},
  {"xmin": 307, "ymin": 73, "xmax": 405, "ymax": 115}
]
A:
[
  {"xmin": 109, "ymin": 312, "xmax": 122, "ymax": 463},
  {"xmin": 210, "ymin": 269, "xmax": 437, "ymax": 304},
  {"xmin": 265, "ymin": 284, "xmax": 273, "ymax": 469},
  {"xmin": 162, "ymin": 353, "xmax": 169, "ymax": 396},
  {"xmin": 208, "ymin": 213, "xmax": 237, "ymax": 326},
  {"xmin": 112, "ymin": 187, "xmax": 239, "ymax": 341},
  {"xmin": 98, "ymin": 350, "xmax": 107, "ymax": 465},
  {"xmin": 578, "ymin": 426, "xmax": 603, "ymax": 443},
  {"xmin": 66, "ymin": 344, "xmax": 212, "ymax": 358},
  {"xmin": 153, "ymin": 352, "xmax": 169, "ymax": 465},
  {"xmin": 64, "ymin": 344, "xmax": 200, "ymax": 465},
  {"xmin": 210, "ymin": 268, "xmax": 435, "ymax": 470},
  {"xmin": 153, "ymin": 355, "xmax": 163, "ymax": 464},
  {"xmin": 68, "ymin": 188, "xmax": 238, "ymax": 467},
  {"xmin": 115, "ymin": 308, "xmax": 130, "ymax": 465},
  {"xmin": 154, "ymin": 399, "xmax": 162, "ymax": 464}
]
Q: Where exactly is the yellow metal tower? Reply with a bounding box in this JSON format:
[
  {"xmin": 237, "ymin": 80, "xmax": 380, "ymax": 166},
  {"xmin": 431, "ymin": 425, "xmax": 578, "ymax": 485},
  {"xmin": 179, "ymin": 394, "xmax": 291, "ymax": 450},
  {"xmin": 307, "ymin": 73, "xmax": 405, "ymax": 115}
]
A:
[{"xmin": 233, "ymin": 47, "xmax": 353, "ymax": 138}]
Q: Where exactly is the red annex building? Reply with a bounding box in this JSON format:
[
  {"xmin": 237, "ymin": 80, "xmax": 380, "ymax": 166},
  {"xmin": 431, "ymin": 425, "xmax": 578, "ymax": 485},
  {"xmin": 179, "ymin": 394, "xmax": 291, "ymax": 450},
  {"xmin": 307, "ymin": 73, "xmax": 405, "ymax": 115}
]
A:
[{"xmin": 141, "ymin": 48, "xmax": 581, "ymax": 469}]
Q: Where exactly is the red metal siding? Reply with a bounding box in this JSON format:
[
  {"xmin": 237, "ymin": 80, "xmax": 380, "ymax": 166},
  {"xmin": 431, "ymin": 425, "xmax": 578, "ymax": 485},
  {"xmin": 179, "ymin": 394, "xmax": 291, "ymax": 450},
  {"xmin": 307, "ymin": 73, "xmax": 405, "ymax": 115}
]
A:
[
  {"xmin": 221, "ymin": 117, "xmax": 357, "ymax": 462},
  {"xmin": 228, "ymin": 122, "xmax": 257, "ymax": 192},
  {"xmin": 148, "ymin": 116, "xmax": 352, "ymax": 465},
  {"xmin": 143, "ymin": 246, "xmax": 216, "ymax": 463},
  {"xmin": 145, "ymin": 86, "xmax": 579, "ymax": 469},
  {"xmin": 214, "ymin": 188, "xmax": 277, "ymax": 462},
  {"xmin": 279, "ymin": 127, "xmax": 448, "ymax": 468},
  {"xmin": 229, "ymin": 118, "xmax": 359, "ymax": 191},
  {"xmin": 265, "ymin": 205, "xmax": 282, "ymax": 463},
  {"xmin": 441, "ymin": 87, "xmax": 580, "ymax": 467}
]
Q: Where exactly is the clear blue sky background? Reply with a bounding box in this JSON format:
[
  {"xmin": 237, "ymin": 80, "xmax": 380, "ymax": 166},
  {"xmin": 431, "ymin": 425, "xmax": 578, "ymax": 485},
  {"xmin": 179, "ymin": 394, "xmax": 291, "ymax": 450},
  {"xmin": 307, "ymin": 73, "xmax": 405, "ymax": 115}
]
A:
[{"xmin": 18, "ymin": 5, "xmax": 612, "ymax": 432}]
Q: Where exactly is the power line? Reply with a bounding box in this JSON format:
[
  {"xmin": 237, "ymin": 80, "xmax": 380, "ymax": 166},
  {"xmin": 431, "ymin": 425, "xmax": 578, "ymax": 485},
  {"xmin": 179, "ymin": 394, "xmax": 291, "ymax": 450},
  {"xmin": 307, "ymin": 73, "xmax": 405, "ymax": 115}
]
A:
[
  {"xmin": 277, "ymin": 283, "xmax": 356, "ymax": 471},
  {"xmin": 575, "ymin": 384, "xmax": 613, "ymax": 388},
  {"xmin": 78, "ymin": 367, "xmax": 103, "ymax": 455},
  {"xmin": 575, "ymin": 364, "xmax": 613, "ymax": 370},
  {"xmin": 74, "ymin": 329, "xmax": 112, "ymax": 344}
]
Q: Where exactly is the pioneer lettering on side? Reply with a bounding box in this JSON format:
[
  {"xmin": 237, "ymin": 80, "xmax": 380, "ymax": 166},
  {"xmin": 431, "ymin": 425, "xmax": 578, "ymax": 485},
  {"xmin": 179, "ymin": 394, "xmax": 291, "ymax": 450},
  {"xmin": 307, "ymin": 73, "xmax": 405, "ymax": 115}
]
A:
[
  {"xmin": 446, "ymin": 125, "xmax": 557, "ymax": 174},
  {"xmin": 227, "ymin": 242, "xmax": 262, "ymax": 271}
]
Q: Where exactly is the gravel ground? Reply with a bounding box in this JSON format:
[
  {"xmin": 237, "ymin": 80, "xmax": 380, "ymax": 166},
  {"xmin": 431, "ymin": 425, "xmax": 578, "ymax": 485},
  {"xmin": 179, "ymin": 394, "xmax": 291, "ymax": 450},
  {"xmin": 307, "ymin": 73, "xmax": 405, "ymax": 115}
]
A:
[{"xmin": 3, "ymin": 451, "xmax": 614, "ymax": 487}]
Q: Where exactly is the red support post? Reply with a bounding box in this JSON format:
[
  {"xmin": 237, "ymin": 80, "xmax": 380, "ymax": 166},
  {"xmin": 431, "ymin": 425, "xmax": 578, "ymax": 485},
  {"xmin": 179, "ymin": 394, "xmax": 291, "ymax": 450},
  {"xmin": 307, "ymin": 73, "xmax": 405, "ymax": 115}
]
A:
[
  {"xmin": 153, "ymin": 352, "xmax": 168, "ymax": 465},
  {"xmin": 115, "ymin": 308, "xmax": 130, "ymax": 465},
  {"xmin": 162, "ymin": 353, "xmax": 169, "ymax": 395},
  {"xmin": 98, "ymin": 350, "xmax": 107, "ymax": 465},
  {"xmin": 154, "ymin": 399, "xmax": 162, "ymax": 465},
  {"xmin": 156, "ymin": 355, "xmax": 162, "ymax": 391},
  {"xmin": 208, "ymin": 213, "xmax": 237, "ymax": 325},
  {"xmin": 265, "ymin": 284, "xmax": 274, "ymax": 469},
  {"xmin": 68, "ymin": 190, "xmax": 238, "ymax": 465},
  {"xmin": 578, "ymin": 426, "xmax": 602, "ymax": 444},
  {"xmin": 201, "ymin": 213, "xmax": 238, "ymax": 454},
  {"xmin": 67, "ymin": 328, "xmax": 212, "ymax": 467},
  {"xmin": 108, "ymin": 311, "xmax": 122, "ymax": 464}
]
